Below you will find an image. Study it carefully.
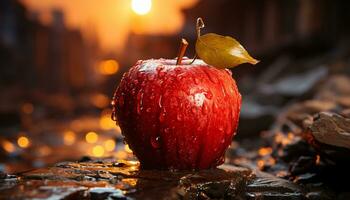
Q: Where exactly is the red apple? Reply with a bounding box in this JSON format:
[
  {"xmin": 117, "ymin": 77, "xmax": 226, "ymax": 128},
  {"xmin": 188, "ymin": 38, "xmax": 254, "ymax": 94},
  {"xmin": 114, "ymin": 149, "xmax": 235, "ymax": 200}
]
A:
[{"xmin": 112, "ymin": 58, "xmax": 241, "ymax": 169}]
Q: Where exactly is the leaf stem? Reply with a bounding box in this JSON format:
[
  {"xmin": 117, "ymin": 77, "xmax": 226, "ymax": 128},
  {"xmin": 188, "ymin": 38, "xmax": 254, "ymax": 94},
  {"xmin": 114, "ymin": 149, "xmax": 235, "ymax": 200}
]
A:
[
  {"xmin": 196, "ymin": 17, "xmax": 205, "ymax": 38},
  {"xmin": 176, "ymin": 38, "xmax": 188, "ymax": 65},
  {"xmin": 189, "ymin": 54, "xmax": 197, "ymax": 65},
  {"xmin": 190, "ymin": 17, "xmax": 205, "ymax": 64}
]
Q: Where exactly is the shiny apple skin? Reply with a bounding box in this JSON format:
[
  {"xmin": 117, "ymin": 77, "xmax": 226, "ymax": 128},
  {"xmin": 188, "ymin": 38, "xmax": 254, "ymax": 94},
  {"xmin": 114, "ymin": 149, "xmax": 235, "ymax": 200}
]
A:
[{"xmin": 112, "ymin": 58, "xmax": 241, "ymax": 169}]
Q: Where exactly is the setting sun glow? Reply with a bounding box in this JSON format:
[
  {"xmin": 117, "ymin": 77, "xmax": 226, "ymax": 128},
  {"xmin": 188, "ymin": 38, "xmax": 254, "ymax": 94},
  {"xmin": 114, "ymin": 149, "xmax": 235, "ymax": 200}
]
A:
[
  {"xmin": 131, "ymin": 0, "xmax": 152, "ymax": 15},
  {"xmin": 22, "ymin": 0, "xmax": 199, "ymax": 51}
]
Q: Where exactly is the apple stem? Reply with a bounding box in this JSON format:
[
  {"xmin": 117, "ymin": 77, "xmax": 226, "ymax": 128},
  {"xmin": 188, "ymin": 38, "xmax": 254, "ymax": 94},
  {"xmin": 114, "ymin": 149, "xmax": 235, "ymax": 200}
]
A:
[{"xmin": 176, "ymin": 38, "xmax": 188, "ymax": 65}]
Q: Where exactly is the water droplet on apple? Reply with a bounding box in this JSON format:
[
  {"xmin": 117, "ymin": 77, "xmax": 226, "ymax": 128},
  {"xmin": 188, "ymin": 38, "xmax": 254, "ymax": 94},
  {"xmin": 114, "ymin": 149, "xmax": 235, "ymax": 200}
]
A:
[
  {"xmin": 221, "ymin": 85, "xmax": 227, "ymax": 97},
  {"xmin": 176, "ymin": 113, "xmax": 182, "ymax": 121},
  {"xmin": 146, "ymin": 107, "xmax": 151, "ymax": 113},
  {"xmin": 150, "ymin": 135, "xmax": 161, "ymax": 149},
  {"xmin": 131, "ymin": 88, "xmax": 136, "ymax": 95},
  {"xmin": 164, "ymin": 128, "xmax": 170, "ymax": 134},
  {"xmin": 225, "ymin": 124, "xmax": 232, "ymax": 135},
  {"xmin": 111, "ymin": 113, "xmax": 117, "ymax": 121},
  {"xmin": 147, "ymin": 75, "xmax": 154, "ymax": 81},
  {"xmin": 204, "ymin": 91, "xmax": 213, "ymax": 99},
  {"xmin": 214, "ymin": 103, "xmax": 219, "ymax": 110},
  {"xmin": 205, "ymin": 71, "xmax": 219, "ymax": 84},
  {"xmin": 159, "ymin": 108, "xmax": 166, "ymax": 122},
  {"xmin": 202, "ymin": 104, "xmax": 208, "ymax": 114},
  {"xmin": 111, "ymin": 99, "xmax": 116, "ymax": 106},
  {"xmin": 194, "ymin": 77, "xmax": 200, "ymax": 84},
  {"xmin": 159, "ymin": 71, "xmax": 165, "ymax": 77},
  {"xmin": 136, "ymin": 92, "xmax": 143, "ymax": 115},
  {"xmin": 191, "ymin": 107, "xmax": 196, "ymax": 113},
  {"xmin": 225, "ymin": 69, "xmax": 232, "ymax": 76},
  {"xmin": 158, "ymin": 96, "xmax": 163, "ymax": 108},
  {"xmin": 118, "ymin": 96, "xmax": 124, "ymax": 107},
  {"xmin": 220, "ymin": 138, "xmax": 225, "ymax": 144},
  {"xmin": 176, "ymin": 75, "xmax": 184, "ymax": 81},
  {"xmin": 174, "ymin": 67, "xmax": 182, "ymax": 74},
  {"xmin": 136, "ymin": 105, "xmax": 141, "ymax": 114}
]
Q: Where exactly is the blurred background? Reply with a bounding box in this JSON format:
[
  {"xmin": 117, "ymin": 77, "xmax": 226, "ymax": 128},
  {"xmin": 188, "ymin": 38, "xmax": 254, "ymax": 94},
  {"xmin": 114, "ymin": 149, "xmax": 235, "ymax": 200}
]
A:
[{"xmin": 1, "ymin": 0, "xmax": 350, "ymax": 174}]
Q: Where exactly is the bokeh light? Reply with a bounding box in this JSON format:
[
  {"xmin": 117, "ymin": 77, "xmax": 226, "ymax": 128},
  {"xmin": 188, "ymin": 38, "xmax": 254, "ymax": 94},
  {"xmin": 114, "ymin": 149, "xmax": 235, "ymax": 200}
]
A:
[
  {"xmin": 63, "ymin": 131, "xmax": 76, "ymax": 145},
  {"xmin": 2, "ymin": 140, "xmax": 16, "ymax": 153},
  {"xmin": 17, "ymin": 136, "xmax": 30, "ymax": 148},
  {"xmin": 92, "ymin": 145, "xmax": 105, "ymax": 157},
  {"xmin": 85, "ymin": 132, "xmax": 99, "ymax": 144},
  {"xmin": 104, "ymin": 139, "xmax": 116, "ymax": 152},
  {"xmin": 90, "ymin": 93, "xmax": 110, "ymax": 108},
  {"xmin": 100, "ymin": 109, "xmax": 116, "ymax": 130},
  {"xmin": 98, "ymin": 60, "xmax": 119, "ymax": 75}
]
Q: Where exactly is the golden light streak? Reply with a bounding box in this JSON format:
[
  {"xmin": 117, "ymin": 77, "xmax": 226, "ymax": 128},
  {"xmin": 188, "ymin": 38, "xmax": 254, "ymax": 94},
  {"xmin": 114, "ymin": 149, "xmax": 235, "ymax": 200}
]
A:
[
  {"xmin": 17, "ymin": 136, "xmax": 30, "ymax": 148},
  {"xmin": 85, "ymin": 131, "xmax": 99, "ymax": 144},
  {"xmin": 22, "ymin": 0, "xmax": 199, "ymax": 51}
]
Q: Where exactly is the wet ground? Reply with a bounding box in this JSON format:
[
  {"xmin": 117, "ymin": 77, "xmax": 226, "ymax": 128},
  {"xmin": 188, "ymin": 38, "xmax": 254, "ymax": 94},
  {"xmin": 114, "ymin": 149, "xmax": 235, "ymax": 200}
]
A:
[{"xmin": 0, "ymin": 158, "xmax": 307, "ymax": 200}]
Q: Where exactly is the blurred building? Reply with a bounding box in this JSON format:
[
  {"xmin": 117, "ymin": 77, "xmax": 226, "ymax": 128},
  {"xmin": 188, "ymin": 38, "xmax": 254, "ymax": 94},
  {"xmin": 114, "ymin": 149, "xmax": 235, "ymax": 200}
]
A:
[
  {"xmin": 182, "ymin": 0, "xmax": 350, "ymax": 54},
  {"xmin": 123, "ymin": 32, "xmax": 179, "ymax": 65},
  {"xmin": 124, "ymin": 0, "xmax": 350, "ymax": 67},
  {"xmin": 0, "ymin": 0, "xmax": 101, "ymax": 94}
]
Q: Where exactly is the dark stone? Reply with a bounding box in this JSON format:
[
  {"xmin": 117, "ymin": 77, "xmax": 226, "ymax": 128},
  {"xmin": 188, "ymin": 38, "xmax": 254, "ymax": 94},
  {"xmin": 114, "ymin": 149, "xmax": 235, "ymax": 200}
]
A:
[
  {"xmin": 89, "ymin": 187, "xmax": 128, "ymax": 200},
  {"xmin": 304, "ymin": 112, "xmax": 350, "ymax": 164},
  {"xmin": 79, "ymin": 156, "xmax": 92, "ymax": 162},
  {"xmin": 289, "ymin": 156, "xmax": 316, "ymax": 175},
  {"xmin": 0, "ymin": 172, "xmax": 7, "ymax": 179},
  {"xmin": 293, "ymin": 173, "xmax": 318, "ymax": 184},
  {"xmin": 280, "ymin": 138, "xmax": 315, "ymax": 162}
]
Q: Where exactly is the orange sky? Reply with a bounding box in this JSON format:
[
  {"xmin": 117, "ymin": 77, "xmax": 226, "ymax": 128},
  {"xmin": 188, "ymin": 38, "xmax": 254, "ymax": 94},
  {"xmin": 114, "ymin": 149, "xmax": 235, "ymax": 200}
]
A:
[{"xmin": 21, "ymin": 0, "xmax": 199, "ymax": 53}]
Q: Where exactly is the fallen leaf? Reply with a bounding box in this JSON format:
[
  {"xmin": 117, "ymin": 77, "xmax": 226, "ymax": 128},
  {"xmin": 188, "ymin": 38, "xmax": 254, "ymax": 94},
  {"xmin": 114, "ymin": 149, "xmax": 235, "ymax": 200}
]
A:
[{"xmin": 196, "ymin": 33, "xmax": 259, "ymax": 68}]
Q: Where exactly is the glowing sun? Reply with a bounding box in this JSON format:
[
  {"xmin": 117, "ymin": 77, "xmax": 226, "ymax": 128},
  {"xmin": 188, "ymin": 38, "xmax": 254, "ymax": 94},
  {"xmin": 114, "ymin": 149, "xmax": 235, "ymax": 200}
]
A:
[{"xmin": 131, "ymin": 0, "xmax": 152, "ymax": 15}]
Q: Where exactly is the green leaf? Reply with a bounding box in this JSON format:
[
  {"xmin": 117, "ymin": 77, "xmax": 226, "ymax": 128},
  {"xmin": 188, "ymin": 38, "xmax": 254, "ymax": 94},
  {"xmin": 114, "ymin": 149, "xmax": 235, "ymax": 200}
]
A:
[{"xmin": 195, "ymin": 33, "xmax": 259, "ymax": 68}]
